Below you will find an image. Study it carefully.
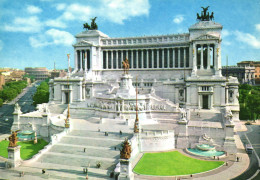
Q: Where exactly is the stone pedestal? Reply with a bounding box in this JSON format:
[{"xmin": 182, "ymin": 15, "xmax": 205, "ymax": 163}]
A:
[
  {"xmin": 12, "ymin": 103, "xmax": 22, "ymax": 131},
  {"xmin": 118, "ymin": 159, "xmax": 134, "ymax": 180},
  {"xmin": 5, "ymin": 146, "xmax": 21, "ymax": 168},
  {"xmin": 176, "ymin": 121, "xmax": 189, "ymax": 149},
  {"xmin": 116, "ymin": 74, "xmax": 136, "ymax": 97},
  {"xmin": 224, "ymin": 124, "xmax": 237, "ymax": 153}
]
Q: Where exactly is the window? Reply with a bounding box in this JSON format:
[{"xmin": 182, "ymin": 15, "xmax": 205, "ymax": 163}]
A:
[{"xmin": 201, "ymin": 86, "xmax": 210, "ymax": 91}]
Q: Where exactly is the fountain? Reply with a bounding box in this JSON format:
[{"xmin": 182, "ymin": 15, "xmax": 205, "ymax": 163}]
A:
[
  {"xmin": 17, "ymin": 130, "xmax": 35, "ymax": 141},
  {"xmin": 187, "ymin": 134, "xmax": 225, "ymax": 157}
]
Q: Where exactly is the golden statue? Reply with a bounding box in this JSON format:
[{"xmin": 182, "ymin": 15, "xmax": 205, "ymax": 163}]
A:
[
  {"xmin": 8, "ymin": 131, "xmax": 19, "ymax": 147},
  {"xmin": 120, "ymin": 138, "xmax": 132, "ymax": 159},
  {"xmin": 122, "ymin": 58, "xmax": 130, "ymax": 74}
]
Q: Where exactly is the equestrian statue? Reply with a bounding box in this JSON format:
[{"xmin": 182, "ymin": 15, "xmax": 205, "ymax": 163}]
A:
[
  {"xmin": 196, "ymin": 6, "xmax": 214, "ymax": 21},
  {"xmin": 122, "ymin": 58, "xmax": 130, "ymax": 74},
  {"xmin": 83, "ymin": 17, "xmax": 98, "ymax": 30}
]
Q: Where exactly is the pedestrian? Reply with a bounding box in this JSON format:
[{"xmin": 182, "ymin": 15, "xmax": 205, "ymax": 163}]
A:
[
  {"xmin": 213, "ymin": 156, "xmax": 215, "ymax": 159},
  {"xmin": 42, "ymin": 169, "xmax": 45, "ymax": 174},
  {"xmin": 114, "ymin": 147, "xmax": 116, "ymax": 150},
  {"xmin": 226, "ymin": 162, "xmax": 228, "ymax": 166},
  {"xmin": 119, "ymin": 130, "xmax": 122, "ymax": 135},
  {"xmin": 84, "ymin": 148, "xmax": 86, "ymax": 152},
  {"xmin": 237, "ymin": 157, "xmax": 239, "ymax": 162}
]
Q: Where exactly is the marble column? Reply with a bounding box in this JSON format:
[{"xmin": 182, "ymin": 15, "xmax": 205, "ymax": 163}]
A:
[
  {"xmin": 84, "ymin": 50, "xmax": 87, "ymax": 72},
  {"xmin": 167, "ymin": 49, "xmax": 170, "ymax": 68},
  {"xmin": 146, "ymin": 49, "xmax": 149, "ymax": 69},
  {"xmin": 173, "ymin": 48, "xmax": 175, "ymax": 68},
  {"xmin": 157, "ymin": 49, "xmax": 159, "ymax": 68},
  {"xmin": 141, "ymin": 50, "xmax": 144, "ymax": 68},
  {"xmin": 116, "ymin": 50, "xmax": 119, "ymax": 69},
  {"xmin": 121, "ymin": 50, "xmax": 124, "ymax": 68},
  {"xmin": 178, "ymin": 48, "xmax": 181, "ymax": 68},
  {"xmin": 136, "ymin": 50, "xmax": 139, "ymax": 69},
  {"xmin": 152, "ymin": 49, "xmax": 154, "ymax": 68},
  {"xmin": 200, "ymin": 45, "xmax": 203, "ymax": 69},
  {"xmin": 184, "ymin": 48, "xmax": 186, "ymax": 68},
  {"xmin": 80, "ymin": 50, "xmax": 83, "ymax": 71},
  {"xmin": 131, "ymin": 50, "xmax": 134, "ymax": 68},
  {"xmin": 162, "ymin": 49, "xmax": 164, "ymax": 68},
  {"xmin": 74, "ymin": 50, "xmax": 78, "ymax": 71},
  {"xmin": 214, "ymin": 44, "xmax": 217, "ymax": 70},
  {"xmin": 207, "ymin": 45, "xmax": 210, "ymax": 69},
  {"xmin": 106, "ymin": 50, "xmax": 108, "ymax": 69},
  {"xmin": 191, "ymin": 44, "xmax": 197, "ymax": 75},
  {"xmin": 111, "ymin": 51, "xmax": 114, "ymax": 69}
]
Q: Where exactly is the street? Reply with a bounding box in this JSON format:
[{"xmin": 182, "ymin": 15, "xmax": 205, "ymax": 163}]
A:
[
  {"xmin": 0, "ymin": 83, "xmax": 38, "ymax": 136},
  {"xmin": 233, "ymin": 125, "xmax": 260, "ymax": 180}
]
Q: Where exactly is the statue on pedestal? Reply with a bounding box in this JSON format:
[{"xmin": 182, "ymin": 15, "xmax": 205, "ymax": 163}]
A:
[
  {"xmin": 225, "ymin": 109, "xmax": 233, "ymax": 123},
  {"xmin": 122, "ymin": 58, "xmax": 130, "ymax": 74},
  {"xmin": 8, "ymin": 131, "xmax": 19, "ymax": 147},
  {"xmin": 120, "ymin": 139, "xmax": 132, "ymax": 159}
]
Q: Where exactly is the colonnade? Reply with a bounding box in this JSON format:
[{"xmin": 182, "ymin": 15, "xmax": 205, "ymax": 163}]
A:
[
  {"xmin": 195, "ymin": 44, "xmax": 215, "ymax": 69},
  {"xmin": 102, "ymin": 47, "xmax": 189, "ymax": 69},
  {"xmin": 75, "ymin": 50, "xmax": 91, "ymax": 71}
]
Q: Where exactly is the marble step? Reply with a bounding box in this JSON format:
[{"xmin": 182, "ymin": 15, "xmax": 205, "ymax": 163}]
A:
[
  {"xmin": 60, "ymin": 136, "xmax": 124, "ymax": 148},
  {"xmin": 49, "ymin": 144, "xmax": 120, "ymax": 159},
  {"xmin": 69, "ymin": 130, "xmax": 132, "ymax": 139},
  {"xmin": 38, "ymin": 152, "xmax": 117, "ymax": 171}
]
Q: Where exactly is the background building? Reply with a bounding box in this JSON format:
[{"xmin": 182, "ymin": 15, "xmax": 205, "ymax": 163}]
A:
[
  {"xmin": 222, "ymin": 66, "xmax": 255, "ymax": 84},
  {"xmin": 24, "ymin": 67, "xmax": 49, "ymax": 81},
  {"xmin": 222, "ymin": 61, "xmax": 260, "ymax": 85}
]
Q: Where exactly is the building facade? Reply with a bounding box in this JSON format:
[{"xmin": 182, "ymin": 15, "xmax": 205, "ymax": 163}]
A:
[
  {"xmin": 222, "ymin": 66, "xmax": 255, "ymax": 84},
  {"xmin": 24, "ymin": 67, "xmax": 49, "ymax": 81},
  {"xmin": 238, "ymin": 61, "xmax": 260, "ymax": 85}
]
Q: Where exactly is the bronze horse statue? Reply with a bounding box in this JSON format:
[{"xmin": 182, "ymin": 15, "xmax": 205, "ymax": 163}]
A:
[
  {"xmin": 83, "ymin": 17, "xmax": 98, "ymax": 30},
  {"xmin": 122, "ymin": 58, "xmax": 130, "ymax": 74}
]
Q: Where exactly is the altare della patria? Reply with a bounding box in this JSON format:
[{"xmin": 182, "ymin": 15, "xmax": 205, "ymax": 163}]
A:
[{"xmin": 6, "ymin": 7, "xmax": 243, "ymax": 179}]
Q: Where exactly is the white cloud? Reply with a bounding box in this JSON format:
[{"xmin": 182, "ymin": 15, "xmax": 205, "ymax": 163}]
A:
[
  {"xmin": 29, "ymin": 29, "xmax": 75, "ymax": 47},
  {"xmin": 100, "ymin": 0, "xmax": 150, "ymax": 24},
  {"xmin": 173, "ymin": 15, "xmax": 184, "ymax": 24},
  {"xmin": 255, "ymin": 24, "xmax": 260, "ymax": 32},
  {"xmin": 27, "ymin": 5, "xmax": 42, "ymax": 14},
  {"xmin": 0, "ymin": 40, "xmax": 3, "ymax": 51},
  {"xmin": 4, "ymin": 16, "xmax": 42, "ymax": 33},
  {"xmin": 55, "ymin": 0, "xmax": 150, "ymax": 25},
  {"xmin": 235, "ymin": 30, "xmax": 260, "ymax": 49},
  {"xmin": 45, "ymin": 19, "xmax": 67, "ymax": 28},
  {"xmin": 222, "ymin": 29, "xmax": 230, "ymax": 38},
  {"xmin": 56, "ymin": 3, "xmax": 66, "ymax": 11}
]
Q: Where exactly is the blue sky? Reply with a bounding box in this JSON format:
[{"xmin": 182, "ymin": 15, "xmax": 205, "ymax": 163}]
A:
[{"xmin": 0, "ymin": 0, "xmax": 260, "ymax": 70}]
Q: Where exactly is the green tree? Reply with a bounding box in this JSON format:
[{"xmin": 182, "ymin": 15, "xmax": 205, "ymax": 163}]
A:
[
  {"xmin": 0, "ymin": 98, "xmax": 3, "ymax": 107},
  {"xmin": 33, "ymin": 81, "xmax": 49, "ymax": 105},
  {"xmin": 1, "ymin": 88, "xmax": 17, "ymax": 101}
]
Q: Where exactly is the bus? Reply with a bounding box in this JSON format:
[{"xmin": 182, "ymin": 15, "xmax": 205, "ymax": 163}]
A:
[{"xmin": 246, "ymin": 144, "xmax": 253, "ymax": 154}]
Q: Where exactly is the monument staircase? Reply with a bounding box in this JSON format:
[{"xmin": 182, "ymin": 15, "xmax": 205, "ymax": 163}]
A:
[
  {"xmin": 190, "ymin": 110, "xmax": 222, "ymax": 122},
  {"xmin": 27, "ymin": 117, "xmax": 133, "ymax": 179}
]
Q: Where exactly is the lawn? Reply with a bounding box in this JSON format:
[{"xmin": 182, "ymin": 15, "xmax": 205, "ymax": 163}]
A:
[
  {"xmin": 133, "ymin": 151, "xmax": 224, "ymax": 176},
  {"xmin": 0, "ymin": 139, "xmax": 48, "ymax": 160}
]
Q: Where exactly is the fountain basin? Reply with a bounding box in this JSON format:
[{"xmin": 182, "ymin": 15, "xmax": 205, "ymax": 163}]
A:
[
  {"xmin": 196, "ymin": 144, "xmax": 215, "ymax": 151},
  {"xmin": 187, "ymin": 148, "xmax": 225, "ymax": 157},
  {"xmin": 17, "ymin": 130, "xmax": 35, "ymax": 141}
]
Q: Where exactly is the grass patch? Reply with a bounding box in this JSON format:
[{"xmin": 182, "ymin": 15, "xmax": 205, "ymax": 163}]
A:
[
  {"xmin": 133, "ymin": 151, "xmax": 224, "ymax": 176},
  {"xmin": 0, "ymin": 139, "xmax": 48, "ymax": 160}
]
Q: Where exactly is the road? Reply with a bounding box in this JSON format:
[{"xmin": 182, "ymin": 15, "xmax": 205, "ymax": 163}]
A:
[
  {"xmin": 233, "ymin": 125, "xmax": 260, "ymax": 180},
  {"xmin": 0, "ymin": 82, "xmax": 38, "ymax": 136}
]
